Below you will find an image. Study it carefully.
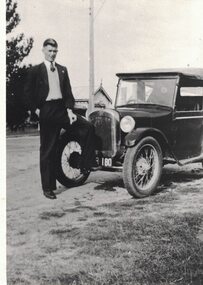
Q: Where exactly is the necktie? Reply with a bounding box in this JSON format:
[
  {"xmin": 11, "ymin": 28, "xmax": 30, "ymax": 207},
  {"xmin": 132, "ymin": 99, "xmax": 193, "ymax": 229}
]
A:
[{"xmin": 50, "ymin": 62, "xmax": 55, "ymax": 72}]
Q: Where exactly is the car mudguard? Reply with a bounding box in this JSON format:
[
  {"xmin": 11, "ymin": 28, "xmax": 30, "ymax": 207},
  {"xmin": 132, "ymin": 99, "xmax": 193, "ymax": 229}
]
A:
[{"xmin": 124, "ymin": 127, "xmax": 171, "ymax": 151}]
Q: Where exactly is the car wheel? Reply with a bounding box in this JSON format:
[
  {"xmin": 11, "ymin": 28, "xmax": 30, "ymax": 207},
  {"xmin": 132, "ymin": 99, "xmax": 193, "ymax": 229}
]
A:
[
  {"xmin": 123, "ymin": 136, "xmax": 163, "ymax": 198},
  {"xmin": 56, "ymin": 135, "xmax": 90, "ymax": 188}
]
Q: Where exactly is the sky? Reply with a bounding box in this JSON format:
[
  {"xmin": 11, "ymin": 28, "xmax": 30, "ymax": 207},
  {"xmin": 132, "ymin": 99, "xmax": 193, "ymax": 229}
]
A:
[{"xmin": 8, "ymin": 0, "xmax": 203, "ymax": 101}]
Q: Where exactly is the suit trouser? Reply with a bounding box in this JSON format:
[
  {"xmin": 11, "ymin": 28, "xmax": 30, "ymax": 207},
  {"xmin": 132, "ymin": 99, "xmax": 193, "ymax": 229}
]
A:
[{"xmin": 39, "ymin": 100, "xmax": 95, "ymax": 191}]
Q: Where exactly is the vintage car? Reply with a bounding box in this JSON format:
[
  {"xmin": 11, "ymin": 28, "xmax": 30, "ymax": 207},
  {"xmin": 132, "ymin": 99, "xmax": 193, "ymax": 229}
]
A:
[{"xmin": 56, "ymin": 68, "xmax": 203, "ymax": 198}]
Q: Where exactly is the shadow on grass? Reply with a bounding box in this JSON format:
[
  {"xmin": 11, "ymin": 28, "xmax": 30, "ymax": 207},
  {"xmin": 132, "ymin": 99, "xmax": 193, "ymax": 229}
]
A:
[
  {"xmin": 49, "ymin": 226, "xmax": 80, "ymax": 239},
  {"xmin": 93, "ymin": 166, "xmax": 203, "ymax": 195},
  {"xmin": 94, "ymin": 177, "xmax": 124, "ymax": 192},
  {"xmin": 39, "ymin": 210, "xmax": 66, "ymax": 220},
  {"xmin": 161, "ymin": 167, "xmax": 203, "ymax": 184}
]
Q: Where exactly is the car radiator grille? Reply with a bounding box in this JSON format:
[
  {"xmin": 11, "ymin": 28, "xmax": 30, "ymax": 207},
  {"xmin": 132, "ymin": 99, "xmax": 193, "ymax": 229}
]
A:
[{"xmin": 89, "ymin": 110, "xmax": 120, "ymax": 157}]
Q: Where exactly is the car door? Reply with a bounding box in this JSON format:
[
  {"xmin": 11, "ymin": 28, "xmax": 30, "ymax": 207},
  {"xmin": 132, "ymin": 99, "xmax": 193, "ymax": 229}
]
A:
[{"xmin": 172, "ymin": 86, "xmax": 203, "ymax": 160}]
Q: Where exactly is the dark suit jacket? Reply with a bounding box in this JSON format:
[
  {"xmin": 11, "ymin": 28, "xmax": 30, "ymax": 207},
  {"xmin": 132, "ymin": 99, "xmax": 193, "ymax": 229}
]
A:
[{"xmin": 24, "ymin": 62, "xmax": 75, "ymax": 112}]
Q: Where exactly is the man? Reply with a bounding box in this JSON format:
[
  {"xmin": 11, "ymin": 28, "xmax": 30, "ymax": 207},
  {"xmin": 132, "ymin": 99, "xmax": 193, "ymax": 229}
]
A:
[{"xmin": 24, "ymin": 38, "xmax": 96, "ymax": 199}]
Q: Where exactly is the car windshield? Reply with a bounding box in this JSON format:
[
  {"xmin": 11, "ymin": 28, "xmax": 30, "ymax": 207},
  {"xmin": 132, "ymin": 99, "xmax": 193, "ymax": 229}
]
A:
[{"xmin": 116, "ymin": 78, "xmax": 177, "ymax": 108}]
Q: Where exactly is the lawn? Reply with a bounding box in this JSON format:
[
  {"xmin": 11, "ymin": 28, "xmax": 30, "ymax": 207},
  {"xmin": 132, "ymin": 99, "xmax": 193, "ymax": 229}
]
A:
[{"xmin": 7, "ymin": 187, "xmax": 203, "ymax": 285}]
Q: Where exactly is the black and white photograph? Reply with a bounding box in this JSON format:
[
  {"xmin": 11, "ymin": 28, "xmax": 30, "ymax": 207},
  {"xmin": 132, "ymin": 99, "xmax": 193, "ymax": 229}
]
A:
[{"xmin": 2, "ymin": 0, "xmax": 203, "ymax": 284}]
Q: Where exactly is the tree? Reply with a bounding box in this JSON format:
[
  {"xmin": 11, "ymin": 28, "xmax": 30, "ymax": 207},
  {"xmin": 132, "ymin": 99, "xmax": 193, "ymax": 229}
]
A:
[{"xmin": 6, "ymin": 0, "xmax": 34, "ymax": 130}]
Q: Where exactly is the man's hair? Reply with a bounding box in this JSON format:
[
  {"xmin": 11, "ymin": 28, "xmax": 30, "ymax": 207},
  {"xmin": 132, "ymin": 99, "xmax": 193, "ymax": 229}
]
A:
[{"xmin": 43, "ymin": 38, "xmax": 58, "ymax": 48}]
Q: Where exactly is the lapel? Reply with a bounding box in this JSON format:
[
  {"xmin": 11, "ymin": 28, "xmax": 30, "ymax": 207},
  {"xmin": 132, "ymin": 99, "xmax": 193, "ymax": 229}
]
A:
[{"xmin": 39, "ymin": 62, "xmax": 49, "ymax": 86}]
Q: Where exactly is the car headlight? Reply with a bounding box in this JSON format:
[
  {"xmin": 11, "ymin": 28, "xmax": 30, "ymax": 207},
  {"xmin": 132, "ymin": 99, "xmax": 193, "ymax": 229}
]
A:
[{"xmin": 120, "ymin": 116, "xmax": 135, "ymax": 133}]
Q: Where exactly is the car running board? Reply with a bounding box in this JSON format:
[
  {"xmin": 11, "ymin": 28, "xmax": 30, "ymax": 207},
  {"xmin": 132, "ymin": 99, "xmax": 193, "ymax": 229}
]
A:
[{"xmin": 178, "ymin": 154, "xmax": 203, "ymax": 166}]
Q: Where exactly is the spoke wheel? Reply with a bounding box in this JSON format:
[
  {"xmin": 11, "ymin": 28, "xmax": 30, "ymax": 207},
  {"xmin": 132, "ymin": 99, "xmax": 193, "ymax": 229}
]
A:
[
  {"xmin": 123, "ymin": 136, "xmax": 163, "ymax": 198},
  {"xmin": 56, "ymin": 135, "xmax": 89, "ymax": 188},
  {"xmin": 61, "ymin": 141, "xmax": 82, "ymax": 180}
]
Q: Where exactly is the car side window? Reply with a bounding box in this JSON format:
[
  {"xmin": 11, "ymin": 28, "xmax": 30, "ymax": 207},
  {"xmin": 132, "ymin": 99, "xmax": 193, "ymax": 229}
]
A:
[{"xmin": 175, "ymin": 87, "xmax": 203, "ymax": 111}]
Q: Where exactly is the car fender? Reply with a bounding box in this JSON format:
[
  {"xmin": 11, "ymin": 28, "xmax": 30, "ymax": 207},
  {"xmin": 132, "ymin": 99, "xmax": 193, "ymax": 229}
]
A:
[{"xmin": 124, "ymin": 127, "xmax": 171, "ymax": 154}]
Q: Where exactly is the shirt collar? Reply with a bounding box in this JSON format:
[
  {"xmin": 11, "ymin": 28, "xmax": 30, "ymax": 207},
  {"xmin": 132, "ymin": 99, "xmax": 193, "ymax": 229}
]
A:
[{"xmin": 44, "ymin": 60, "xmax": 56, "ymax": 69}]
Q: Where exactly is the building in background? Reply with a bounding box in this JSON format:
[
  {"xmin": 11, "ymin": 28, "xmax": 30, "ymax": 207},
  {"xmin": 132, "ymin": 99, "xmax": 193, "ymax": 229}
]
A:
[
  {"xmin": 74, "ymin": 83, "xmax": 113, "ymax": 116},
  {"xmin": 94, "ymin": 83, "xmax": 112, "ymax": 108}
]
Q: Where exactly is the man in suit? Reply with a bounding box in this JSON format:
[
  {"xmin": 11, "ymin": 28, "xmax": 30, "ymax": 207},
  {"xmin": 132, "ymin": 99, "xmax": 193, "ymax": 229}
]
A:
[{"xmin": 24, "ymin": 38, "xmax": 96, "ymax": 199}]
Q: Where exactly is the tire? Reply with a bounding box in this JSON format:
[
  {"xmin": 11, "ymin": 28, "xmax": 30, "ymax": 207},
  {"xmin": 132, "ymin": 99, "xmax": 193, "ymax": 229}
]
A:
[
  {"xmin": 123, "ymin": 136, "xmax": 163, "ymax": 198},
  {"xmin": 56, "ymin": 135, "xmax": 90, "ymax": 188}
]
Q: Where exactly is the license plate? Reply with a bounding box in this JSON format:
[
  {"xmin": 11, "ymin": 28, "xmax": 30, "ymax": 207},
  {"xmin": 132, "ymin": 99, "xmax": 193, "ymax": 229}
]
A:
[{"xmin": 101, "ymin": 157, "xmax": 112, "ymax": 167}]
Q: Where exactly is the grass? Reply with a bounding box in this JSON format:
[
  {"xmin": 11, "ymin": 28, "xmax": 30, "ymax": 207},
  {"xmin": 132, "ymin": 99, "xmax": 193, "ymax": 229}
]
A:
[
  {"xmin": 7, "ymin": 135, "xmax": 203, "ymax": 285},
  {"xmin": 7, "ymin": 201, "xmax": 203, "ymax": 285},
  {"xmin": 72, "ymin": 213, "xmax": 202, "ymax": 285}
]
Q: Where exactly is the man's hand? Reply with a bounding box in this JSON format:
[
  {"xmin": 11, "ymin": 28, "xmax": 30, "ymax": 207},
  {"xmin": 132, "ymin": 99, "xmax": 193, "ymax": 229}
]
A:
[
  {"xmin": 67, "ymin": 108, "xmax": 77, "ymax": 125},
  {"xmin": 35, "ymin": 109, "xmax": 40, "ymax": 117}
]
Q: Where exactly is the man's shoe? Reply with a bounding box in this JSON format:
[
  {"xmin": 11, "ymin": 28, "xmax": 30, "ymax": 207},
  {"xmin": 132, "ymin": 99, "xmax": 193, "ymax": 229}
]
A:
[{"xmin": 43, "ymin": 191, "xmax": 57, "ymax": 199}]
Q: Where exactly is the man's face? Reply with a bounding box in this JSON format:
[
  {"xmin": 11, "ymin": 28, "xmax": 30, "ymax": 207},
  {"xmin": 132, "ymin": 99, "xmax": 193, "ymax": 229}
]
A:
[{"xmin": 43, "ymin": 45, "xmax": 58, "ymax": 62}]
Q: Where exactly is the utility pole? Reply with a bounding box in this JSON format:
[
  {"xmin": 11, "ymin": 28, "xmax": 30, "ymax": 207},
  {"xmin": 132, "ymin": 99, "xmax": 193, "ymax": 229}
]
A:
[{"xmin": 88, "ymin": 0, "xmax": 94, "ymax": 114}]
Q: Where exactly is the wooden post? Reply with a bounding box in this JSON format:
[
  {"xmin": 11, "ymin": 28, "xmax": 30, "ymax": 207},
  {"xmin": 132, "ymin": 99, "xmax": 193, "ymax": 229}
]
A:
[{"xmin": 88, "ymin": 0, "xmax": 95, "ymax": 115}]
